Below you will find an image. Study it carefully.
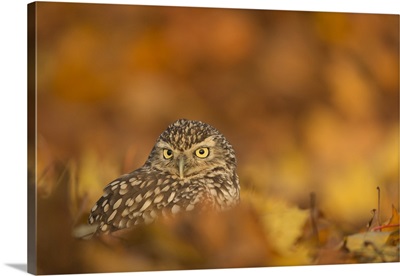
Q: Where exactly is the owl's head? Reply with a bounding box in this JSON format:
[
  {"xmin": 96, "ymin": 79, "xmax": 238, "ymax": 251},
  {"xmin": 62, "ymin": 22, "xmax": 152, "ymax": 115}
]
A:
[{"xmin": 146, "ymin": 119, "xmax": 237, "ymax": 179}]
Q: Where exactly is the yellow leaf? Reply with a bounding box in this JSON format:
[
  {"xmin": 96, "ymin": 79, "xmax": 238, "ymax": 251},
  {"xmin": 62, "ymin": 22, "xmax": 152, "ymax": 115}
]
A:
[
  {"xmin": 345, "ymin": 231, "xmax": 399, "ymax": 262},
  {"xmin": 261, "ymin": 200, "xmax": 309, "ymax": 254},
  {"xmin": 382, "ymin": 205, "xmax": 399, "ymax": 232},
  {"xmin": 372, "ymin": 204, "xmax": 400, "ymax": 232},
  {"xmin": 241, "ymin": 190, "xmax": 312, "ymax": 265}
]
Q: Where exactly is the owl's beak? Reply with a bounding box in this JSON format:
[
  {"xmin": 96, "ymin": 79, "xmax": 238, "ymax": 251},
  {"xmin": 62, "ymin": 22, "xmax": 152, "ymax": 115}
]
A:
[{"xmin": 178, "ymin": 156, "xmax": 185, "ymax": 179}]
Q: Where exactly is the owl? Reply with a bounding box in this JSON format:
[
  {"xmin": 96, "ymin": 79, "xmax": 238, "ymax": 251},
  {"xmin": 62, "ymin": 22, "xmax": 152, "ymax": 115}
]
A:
[{"xmin": 88, "ymin": 119, "xmax": 240, "ymax": 234}]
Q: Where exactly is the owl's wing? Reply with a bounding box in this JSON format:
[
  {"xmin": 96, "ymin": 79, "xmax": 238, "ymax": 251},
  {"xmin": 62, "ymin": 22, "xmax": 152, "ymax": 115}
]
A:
[
  {"xmin": 89, "ymin": 167, "xmax": 196, "ymax": 233},
  {"xmin": 88, "ymin": 168, "xmax": 227, "ymax": 234},
  {"xmin": 88, "ymin": 167, "xmax": 155, "ymax": 233}
]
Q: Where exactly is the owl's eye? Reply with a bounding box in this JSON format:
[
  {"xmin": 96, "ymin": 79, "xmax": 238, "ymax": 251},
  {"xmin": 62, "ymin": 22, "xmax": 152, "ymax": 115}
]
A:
[
  {"xmin": 163, "ymin": 149, "xmax": 173, "ymax": 159},
  {"xmin": 195, "ymin": 147, "xmax": 209, "ymax": 158}
]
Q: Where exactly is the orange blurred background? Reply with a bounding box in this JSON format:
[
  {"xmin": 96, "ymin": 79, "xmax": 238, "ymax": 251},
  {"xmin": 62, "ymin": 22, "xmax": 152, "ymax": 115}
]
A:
[{"xmin": 29, "ymin": 2, "xmax": 398, "ymax": 273}]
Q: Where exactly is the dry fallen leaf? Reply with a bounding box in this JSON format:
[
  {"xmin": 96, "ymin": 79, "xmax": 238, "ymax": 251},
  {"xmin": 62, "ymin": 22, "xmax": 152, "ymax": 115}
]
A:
[
  {"xmin": 344, "ymin": 231, "xmax": 399, "ymax": 263},
  {"xmin": 371, "ymin": 204, "xmax": 400, "ymax": 233},
  {"xmin": 241, "ymin": 190, "xmax": 312, "ymax": 265}
]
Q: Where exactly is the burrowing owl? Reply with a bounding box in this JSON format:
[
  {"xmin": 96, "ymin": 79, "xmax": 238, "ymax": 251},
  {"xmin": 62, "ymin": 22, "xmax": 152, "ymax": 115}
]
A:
[{"xmin": 88, "ymin": 119, "xmax": 240, "ymax": 234}]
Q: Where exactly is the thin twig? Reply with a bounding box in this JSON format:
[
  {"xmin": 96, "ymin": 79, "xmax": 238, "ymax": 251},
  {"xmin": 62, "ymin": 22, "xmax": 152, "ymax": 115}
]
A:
[
  {"xmin": 367, "ymin": 209, "xmax": 377, "ymax": 231},
  {"xmin": 376, "ymin": 187, "xmax": 381, "ymax": 227}
]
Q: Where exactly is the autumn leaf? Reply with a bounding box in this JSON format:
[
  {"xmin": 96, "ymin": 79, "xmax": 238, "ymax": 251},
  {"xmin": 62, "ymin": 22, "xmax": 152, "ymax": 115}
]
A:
[
  {"xmin": 341, "ymin": 190, "xmax": 400, "ymax": 263},
  {"xmin": 241, "ymin": 190, "xmax": 312, "ymax": 265},
  {"xmin": 371, "ymin": 204, "xmax": 400, "ymax": 233},
  {"xmin": 344, "ymin": 231, "xmax": 399, "ymax": 262}
]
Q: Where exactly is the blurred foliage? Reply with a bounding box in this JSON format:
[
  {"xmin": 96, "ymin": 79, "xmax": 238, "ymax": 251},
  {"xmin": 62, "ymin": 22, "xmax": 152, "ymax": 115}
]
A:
[{"xmin": 29, "ymin": 2, "xmax": 399, "ymax": 274}]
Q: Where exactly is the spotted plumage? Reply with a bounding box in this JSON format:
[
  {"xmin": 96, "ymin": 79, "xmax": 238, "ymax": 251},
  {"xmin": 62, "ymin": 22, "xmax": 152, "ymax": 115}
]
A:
[{"xmin": 88, "ymin": 119, "xmax": 240, "ymax": 234}]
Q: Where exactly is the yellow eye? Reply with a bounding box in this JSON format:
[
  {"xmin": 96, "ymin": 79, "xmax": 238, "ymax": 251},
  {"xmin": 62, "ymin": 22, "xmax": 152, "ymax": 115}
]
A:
[
  {"xmin": 195, "ymin": 147, "xmax": 209, "ymax": 158},
  {"xmin": 163, "ymin": 149, "xmax": 173, "ymax": 159}
]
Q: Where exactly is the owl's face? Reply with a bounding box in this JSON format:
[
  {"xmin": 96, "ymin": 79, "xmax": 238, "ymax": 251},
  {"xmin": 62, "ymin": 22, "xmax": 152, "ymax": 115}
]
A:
[{"xmin": 146, "ymin": 119, "xmax": 237, "ymax": 180}]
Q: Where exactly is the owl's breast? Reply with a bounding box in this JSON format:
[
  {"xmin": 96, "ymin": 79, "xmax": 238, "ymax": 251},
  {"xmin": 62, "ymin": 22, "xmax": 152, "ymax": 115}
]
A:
[{"xmin": 167, "ymin": 172, "xmax": 239, "ymax": 212}]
